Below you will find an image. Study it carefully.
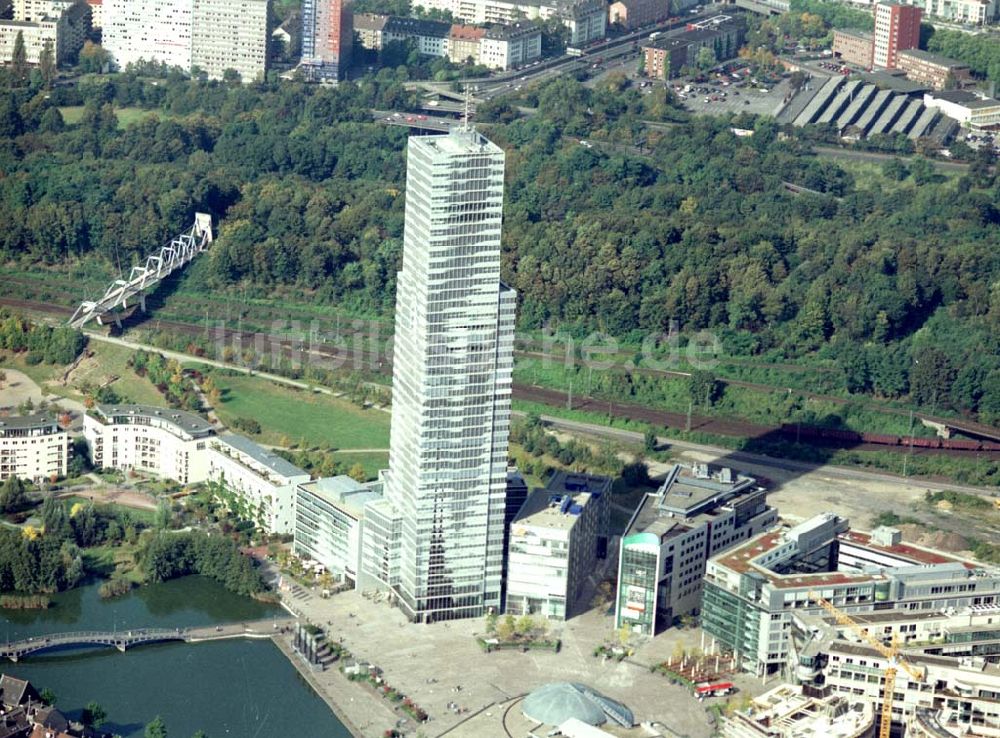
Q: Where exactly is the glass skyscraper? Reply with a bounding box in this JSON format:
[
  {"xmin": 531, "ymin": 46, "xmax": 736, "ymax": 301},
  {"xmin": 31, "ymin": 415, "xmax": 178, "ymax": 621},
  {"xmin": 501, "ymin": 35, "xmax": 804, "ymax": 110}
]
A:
[{"xmin": 364, "ymin": 126, "xmax": 516, "ymax": 623}]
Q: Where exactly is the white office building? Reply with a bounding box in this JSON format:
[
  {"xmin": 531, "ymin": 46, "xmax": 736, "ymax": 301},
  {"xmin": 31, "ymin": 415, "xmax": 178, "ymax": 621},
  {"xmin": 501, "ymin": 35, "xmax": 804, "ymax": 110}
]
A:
[
  {"xmin": 83, "ymin": 404, "xmax": 214, "ymax": 485},
  {"xmin": 294, "ymin": 475, "xmax": 383, "ymax": 583},
  {"xmin": 206, "ymin": 434, "xmax": 310, "ymax": 535},
  {"xmin": 0, "ymin": 415, "xmax": 69, "ymax": 482},
  {"xmin": 360, "ymin": 125, "xmax": 516, "ymax": 623},
  {"xmin": 103, "ymin": 0, "xmax": 268, "ymax": 80},
  {"xmin": 506, "ymin": 472, "xmax": 611, "ymax": 621}
]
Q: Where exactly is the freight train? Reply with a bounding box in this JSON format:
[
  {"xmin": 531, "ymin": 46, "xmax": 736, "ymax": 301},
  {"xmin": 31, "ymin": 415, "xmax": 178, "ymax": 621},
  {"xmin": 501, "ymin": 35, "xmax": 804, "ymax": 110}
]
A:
[{"xmin": 778, "ymin": 424, "xmax": 1000, "ymax": 452}]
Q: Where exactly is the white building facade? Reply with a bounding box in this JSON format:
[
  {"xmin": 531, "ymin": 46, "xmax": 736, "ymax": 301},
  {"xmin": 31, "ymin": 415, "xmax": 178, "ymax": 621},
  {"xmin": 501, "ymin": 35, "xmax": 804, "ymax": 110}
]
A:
[
  {"xmin": 0, "ymin": 415, "xmax": 69, "ymax": 482},
  {"xmin": 479, "ymin": 21, "xmax": 542, "ymax": 70},
  {"xmin": 103, "ymin": 0, "xmax": 267, "ymax": 79},
  {"xmin": 206, "ymin": 434, "xmax": 310, "ymax": 535},
  {"xmin": 83, "ymin": 404, "xmax": 214, "ymax": 485},
  {"xmin": 415, "ymin": 0, "xmax": 605, "ymax": 45},
  {"xmin": 361, "ymin": 126, "xmax": 516, "ymax": 623}
]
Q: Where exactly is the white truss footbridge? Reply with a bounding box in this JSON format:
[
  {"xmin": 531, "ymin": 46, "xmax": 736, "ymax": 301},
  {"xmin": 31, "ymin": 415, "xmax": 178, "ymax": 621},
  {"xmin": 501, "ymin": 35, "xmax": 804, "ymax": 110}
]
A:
[{"xmin": 68, "ymin": 213, "xmax": 213, "ymax": 329}]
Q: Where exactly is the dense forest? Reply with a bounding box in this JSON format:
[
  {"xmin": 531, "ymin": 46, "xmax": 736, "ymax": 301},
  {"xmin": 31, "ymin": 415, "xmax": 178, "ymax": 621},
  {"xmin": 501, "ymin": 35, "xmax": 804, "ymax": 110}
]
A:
[{"xmin": 0, "ymin": 67, "xmax": 998, "ymax": 422}]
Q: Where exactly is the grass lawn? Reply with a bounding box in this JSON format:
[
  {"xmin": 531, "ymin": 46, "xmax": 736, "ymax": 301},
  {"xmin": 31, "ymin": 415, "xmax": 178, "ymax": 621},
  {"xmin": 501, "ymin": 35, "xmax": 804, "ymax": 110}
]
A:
[
  {"xmin": 0, "ymin": 352, "xmax": 64, "ymax": 387},
  {"xmin": 328, "ymin": 451, "xmax": 389, "ymax": 481},
  {"xmin": 201, "ymin": 368, "xmax": 391, "ymax": 449},
  {"xmin": 71, "ymin": 341, "xmax": 164, "ymax": 405},
  {"xmin": 59, "ymin": 106, "xmax": 169, "ymax": 129}
]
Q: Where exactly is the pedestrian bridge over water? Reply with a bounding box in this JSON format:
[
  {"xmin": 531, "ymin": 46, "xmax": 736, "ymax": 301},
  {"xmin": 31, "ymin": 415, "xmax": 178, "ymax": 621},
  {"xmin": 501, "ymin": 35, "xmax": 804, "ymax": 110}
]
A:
[{"xmin": 1, "ymin": 617, "xmax": 296, "ymax": 662}]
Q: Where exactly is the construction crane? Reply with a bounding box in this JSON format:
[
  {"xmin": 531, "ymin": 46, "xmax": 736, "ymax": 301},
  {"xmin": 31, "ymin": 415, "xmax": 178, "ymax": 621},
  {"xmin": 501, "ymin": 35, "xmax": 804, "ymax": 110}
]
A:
[{"xmin": 809, "ymin": 592, "xmax": 924, "ymax": 738}]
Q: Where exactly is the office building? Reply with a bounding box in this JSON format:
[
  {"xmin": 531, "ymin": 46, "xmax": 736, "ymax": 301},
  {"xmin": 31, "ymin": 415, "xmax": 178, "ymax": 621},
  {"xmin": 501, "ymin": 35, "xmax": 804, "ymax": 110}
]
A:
[
  {"xmin": 191, "ymin": 0, "xmax": 269, "ymax": 82},
  {"xmin": 0, "ymin": 415, "xmax": 69, "ymax": 482},
  {"xmin": 301, "ymin": 0, "xmax": 352, "ymax": 82},
  {"xmin": 701, "ymin": 515, "xmax": 1000, "ymax": 675},
  {"xmin": 872, "ymin": 2, "xmax": 920, "ymax": 69},
  {"xmin": 206, "ymin": 434, "xmax": 310, "ymax": 535},
  {"xmin": 897, "ymin": 48, "xmax": 972, "ymax": 89},
  {"xmin": 505, "ymin": 472, "xmax": 611, "ymax": 621},
  {"xmin": 721, "ymin": 684, "xmax": 876, "ymax": 738},
  {"xmin": 924, "ymin": 89, "xmax": 1000, "ymax": 129},
  {"xmin": 294, "ymin": 475, "xmax": 383, "ymax": 584},
  {"xmin": 360, "ymin": 125, "xmax": 515, "ymax": 623},
  {"xmin": 414, "ymin": 0, "xmax": 605, "ymax": 46},
  {"xmin": 641, "ymin": 17, "xmax": 746, "ymax": 79},
  {"xmin": 832, "ymin": 29, "xmax": 873, "ymax": 68},
  {"xmin": 103, "ymin": 0, "xmax": 268, "ymax": 80},
  {"xmin": 479, "ymin": 20, "xmax": 541, "ymax": 70},
  {"xmin": 84, "ymin": 404, "xmax": 214, "ymax": 485},
  {"xmin": 615, "ymin": 463, "xmax": 775, "ymax": 636}
]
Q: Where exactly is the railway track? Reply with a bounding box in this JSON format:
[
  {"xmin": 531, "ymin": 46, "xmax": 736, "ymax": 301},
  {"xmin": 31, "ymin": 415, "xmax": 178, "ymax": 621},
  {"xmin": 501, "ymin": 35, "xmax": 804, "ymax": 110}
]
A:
[{"xmin": 2, "ymin": 296, "xmax": 997, "ymax": 460}]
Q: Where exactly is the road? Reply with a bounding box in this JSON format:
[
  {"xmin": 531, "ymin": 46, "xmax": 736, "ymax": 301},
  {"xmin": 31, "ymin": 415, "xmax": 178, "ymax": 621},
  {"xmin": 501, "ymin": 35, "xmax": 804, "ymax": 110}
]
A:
[{"xmin": 535, "ymin": 412, "xmax": 1000, "ymax": 499}]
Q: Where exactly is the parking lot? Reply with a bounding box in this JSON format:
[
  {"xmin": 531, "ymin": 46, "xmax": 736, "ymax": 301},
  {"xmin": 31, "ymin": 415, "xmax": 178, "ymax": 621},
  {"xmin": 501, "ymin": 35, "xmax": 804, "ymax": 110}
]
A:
[{"xmin": 676, "ymin": 76, "xmax": 797, "ymax": 117}]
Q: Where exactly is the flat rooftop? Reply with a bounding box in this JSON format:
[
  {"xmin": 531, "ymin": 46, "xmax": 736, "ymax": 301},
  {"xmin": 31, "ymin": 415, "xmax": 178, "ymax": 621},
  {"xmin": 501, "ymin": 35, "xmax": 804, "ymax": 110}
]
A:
[
  {"xmin": 298, "ymin": 475, "xmax": 382, "ymax": 519},
  {"xmin": 0, "ymin": 414, "xmax": 59, "ymax": 431},
  {"xmin": 215, "ymin": 433, "xmax": 309, "ymax": 480},
  {"xmin": 412, "ymin": 128, "xmax": 503, "ymax": 157},
  {"xmin": 898, "ymin": 48, "xmax": 968, "ymax": 68},
  {"xmin": 513, "ymin": 472, "xmax": 610, "ymax": 533},
  {"xmin": 857, "ymin": 70, "xmax": 928, "ymax": 94},
  {"xmin": 95, "ymin": 404, "xmax": 215, "ymax": 437},
  {"xmin": 658, "ymin": 463, "xmax": 758, "ymax": 516}
]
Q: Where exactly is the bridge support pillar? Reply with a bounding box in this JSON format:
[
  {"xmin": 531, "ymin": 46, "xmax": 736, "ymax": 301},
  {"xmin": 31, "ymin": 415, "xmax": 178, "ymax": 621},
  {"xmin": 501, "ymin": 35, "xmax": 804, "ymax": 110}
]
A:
[
  {"xmin": 96, "ymin": 315, "xmax": 104, "ymax": 326},
  {"xmin": 116, "ymin": 644, "xmax": 127, "ymax": 653},
  {"xmin": 114, "ymin": 313, "xmax": 123, "ymax": 329},
  {"xmin": 138, "ymin": 293, "xmax": 146, "ymax": 313}
]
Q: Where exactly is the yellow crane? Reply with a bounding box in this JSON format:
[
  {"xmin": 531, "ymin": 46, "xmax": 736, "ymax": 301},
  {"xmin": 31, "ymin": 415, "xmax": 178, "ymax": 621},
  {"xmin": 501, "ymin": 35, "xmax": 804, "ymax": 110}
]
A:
[{"xmin": 809, "ymin": 592, "xmax": 924, "ymax": 738}]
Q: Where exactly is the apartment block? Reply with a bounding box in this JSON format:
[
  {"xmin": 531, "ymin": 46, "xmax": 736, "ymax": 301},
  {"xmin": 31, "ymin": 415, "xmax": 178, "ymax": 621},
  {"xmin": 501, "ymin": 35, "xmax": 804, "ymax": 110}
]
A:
[
  {"xmin": 415, "ymin": 0, "xmax": 605, "ymax": 46},
  {"xmin": 702, "ymin": 515, "xmax": 1000, "ymax": 675},
  {"xmin": 608, "ymin": 0, "xmax": 684, "ymax": 30},
  {"xmin": 382, "ymin": 15, "xmax": 449, "ymax": 56},
  {"xmin": 897, "ymin": 48, "xmax": 972, "ymax": 89},
  {"xmin": 447, "ymin": 23, "xmax": 483, "ymax": 64},
  {"xmin": 191, "ymin": 0, "xmax": 269, "ymax": 82},
  {"xmin": 0, "ymin": 415, "xmax": 69, "ymax": 483},
  {"xmin": 615, "ymin": 463, "xmax": 776, "ymax": 636},
  {"xmin": 480, "ymin": 20, "xmax": 541, "ymax": 70},
  {"xmin": 294, "ymin": 475, "xmax": 383, "ymax": 584},
  {"xmin": 103, "ymin": 0, "xmax": 268, "ymax": 80},
  {"xmin": 505, "ymin": 472, "xmax": 611, "ymax": 621},
  {"xmin": 832, "ymin": 29, "xmax": 873, "ymax": 68},
  {"xmin": 873, "ymin": 1, "xmax": 921, "ymax": 69},
  {"xmin": 207, "ymin": 434, "xmax": 310, "ymax": 535},
  {"xmin": 301, "ymin": 0, "xmax": 353, "ymax": 82},
  {"xmin": 353, "ymin": 12, "xmax": 387, "ymax": 50},
  {"xmin": 0, "ymin": 0, "xmax": 89, "ymax": 65},
  {"xmin": 83, "ymin": 404, "xmax": 214, "ymax": 485}
]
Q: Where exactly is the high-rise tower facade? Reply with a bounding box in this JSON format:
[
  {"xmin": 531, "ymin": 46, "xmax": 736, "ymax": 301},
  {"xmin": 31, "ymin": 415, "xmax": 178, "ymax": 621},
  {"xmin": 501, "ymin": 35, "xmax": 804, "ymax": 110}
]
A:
[
  {"xmin": 301, "ymin": 0, "xmax": 352, "ymax": 82},
  {"xmin": 364, "ymin": 127, "xmax": 515, "ymax": 623}
]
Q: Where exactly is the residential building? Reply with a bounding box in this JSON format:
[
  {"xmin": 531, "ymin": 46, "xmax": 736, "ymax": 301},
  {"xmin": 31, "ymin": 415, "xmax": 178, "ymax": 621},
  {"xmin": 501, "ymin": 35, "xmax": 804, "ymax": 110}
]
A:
[
  {"xmin": 415, "ymin": 0, "xmax": 605, "ymax": 45},
  {"xmin": 832, "ymin": 29, "xmax": 873, "ymax": 68},
  {"xmin": 448, "ymin": 22, "xmax": 483, "ymax": 64},
  {"xmin": 872, "ymin": 2, "xmax": 920, "ymax": 69},
  {"xmin": 359, "ymin": 125, "xmax": 515, "ymax": 623},
  {"xmin": 294, "ymin": 475, "xmax": 383, "ymax": 584},
  {"xmin": 903, "ymin": 0, "xmax": 997, "ymax": 24},
  {"xmin": 301, "ymin": 0, "xmax": 353, "ymax": 82},
  {"xmin": 479, "ymin": 20, "xmax": 540, "ymax": 70},
  {"xmin": 701, "ymin": 515, "xmax": 1000, "ymax": 675},
  {"xmin": 615, "ymin": 463, "xmax": 776, "ymax": 636},
  {"xmin": 83, "ymin": 404, "xmax": 213, "ymax": 484},
  {"xmin": 608, "ymin": 0, "xmax": 674, "ymax": 30},
  {"xmin": 721, "ymin": 684, "xmax": 876, "ymax": 738},
  {"xmin": 0, "ymin": 0, "xmax": 89, "ymax": 65},
  {"xmin": 103, "ymin": 0, "xmax": 268, "ymax": 79},
  {"xmin": 924, "ymin": 89, "xmax": 1000, "ymax": 128},
  {"xmin": 382, "ymin": 15, "xmax": 449, "ymax": 56},
  {"xmin": 353, "ymin": 11, "xmax": 387, "ymax": 50},
  {"xmin": 0, "ymin": 415, "xmax": 69, "ymax": 483},
  {"xmin": 897, "ymin": 48, "xmax": 972, "ymax": 89},
  {"xmin": 505, "ymin": 472, "xmax": 611, "ymax": 621},
  {"xmin": 103, "ymin": 0, "xmax": 194, "ymax": 71},
  {"xmin": 641, "ymin": 18, "xmax": 746, "ymax": 79},
  {"xmin": 206, "ymin": 434, "xmax": 310, "ymax": 535},
  {"xmin": 191, "ymin": 0, "xmax": 268, "ymax": 82}
]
